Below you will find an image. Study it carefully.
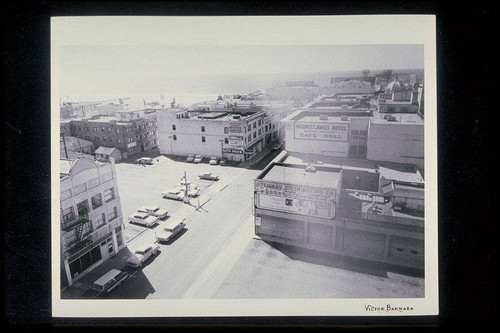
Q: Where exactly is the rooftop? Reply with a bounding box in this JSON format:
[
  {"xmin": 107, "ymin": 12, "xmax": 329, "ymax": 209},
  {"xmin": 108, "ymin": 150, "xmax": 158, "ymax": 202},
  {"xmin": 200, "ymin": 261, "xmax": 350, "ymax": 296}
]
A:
[
  {"xmin": 378, "ymin": 166, "xmax": 424, "ymax": 184},
  {"xmin": 262, "ymin": 164, "xmax": 341, "ymax": 189},
  {"xmin": 371, "ymin": 110, "xmax": 424, "ymax": 125}
]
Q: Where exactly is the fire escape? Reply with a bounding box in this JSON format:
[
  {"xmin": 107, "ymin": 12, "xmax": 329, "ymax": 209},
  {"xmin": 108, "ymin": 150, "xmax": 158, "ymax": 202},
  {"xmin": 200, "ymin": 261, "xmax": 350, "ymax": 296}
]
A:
[{"xmin": 62, "ymin": 211, "xmax": 94, "ymax": 256}]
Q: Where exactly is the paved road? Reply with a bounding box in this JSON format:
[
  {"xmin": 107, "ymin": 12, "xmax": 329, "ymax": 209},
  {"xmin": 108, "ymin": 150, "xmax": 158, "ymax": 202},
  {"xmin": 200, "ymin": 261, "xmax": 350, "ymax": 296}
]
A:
[{"xmin": 105, "ymin": 158, "xmax": 260, "ymax": 299}]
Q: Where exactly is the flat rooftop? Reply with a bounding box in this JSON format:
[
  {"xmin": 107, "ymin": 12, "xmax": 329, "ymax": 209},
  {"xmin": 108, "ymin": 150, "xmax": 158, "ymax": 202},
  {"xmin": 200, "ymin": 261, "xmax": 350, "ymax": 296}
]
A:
[
  {"xmin": 371, "ymin": 110, "xmax": 424, "ymax": 125},
  {"xmin": 262, "ymin": 164, "xmax": 341, "ymax": 189}
]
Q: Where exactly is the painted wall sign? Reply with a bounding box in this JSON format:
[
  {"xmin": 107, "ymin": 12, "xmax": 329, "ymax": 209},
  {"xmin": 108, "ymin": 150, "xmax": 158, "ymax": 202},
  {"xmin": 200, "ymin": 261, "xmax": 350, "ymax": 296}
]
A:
[
  {"xmin": 222, "ymin": 148, "xmax": 244, "ymax": 154},
  {"xmin": 294, "ymin": 122, "xmax": 349, "ymax": 141}
]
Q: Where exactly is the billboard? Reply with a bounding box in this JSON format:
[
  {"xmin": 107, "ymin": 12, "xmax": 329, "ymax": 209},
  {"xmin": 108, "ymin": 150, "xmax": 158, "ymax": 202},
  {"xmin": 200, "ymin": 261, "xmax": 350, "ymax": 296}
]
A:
[
  {"xmin": 294, "ymin": 122, "xmax": 349, "ymax": 141},
  {"xmin": 255, "ymin": 180, "xmax": 336, "ymax": 218}
]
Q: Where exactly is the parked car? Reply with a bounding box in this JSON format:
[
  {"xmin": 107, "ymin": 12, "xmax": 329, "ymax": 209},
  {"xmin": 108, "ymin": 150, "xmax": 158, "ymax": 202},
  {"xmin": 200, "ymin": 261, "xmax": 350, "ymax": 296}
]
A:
[
  {"xmin": 138, "ymin": 205, "xmax": 168, "ymax": 220},
  {"xmin": 136, "ymin": 157, "xmax": 154, "ymax": 165},
  {"xmin": 161, "ymin": 188, "xmax": 185, "ymax": 201},
  {"xmin": 219, "ymin": 158, "xmax": 228, "ymax": 166},
  {"xmin": 186, "ymin": 155, "xmax": 195, "ymax": 162},
  {"xmin": 193, "ymin": 155, "xmax": 203, "ymax": 163},
  {"xmin": 198, "ymin": 172, "xmax": 219, "ymax": 181},
  {"xmin": 271, "ymin": 142, "xmax": 283, "ymax": 151},
  {"xmin": 156, "ymin": 218, "xmax": 186, "ymax": 243},
  {"xmin": 176, "ymin": 185, "xmax": 200, "ymax": 197},
  {"xmin": 126, "ymin": 243, "xmax": 160, "ymax": 268},
  {"xmin": 176, "ymin": 181, "xmax": 199, "ymax": 190},
  {"xmin": 90, "ymin": 269, "xmax": 129, "ymax": 295},
  {"xmin": 128, "ymin": 211, "xmax": 159, "ymax": 227},
  {"xmin": 209, "ymin": 157, "xmax": 218, "ymax": 165}
]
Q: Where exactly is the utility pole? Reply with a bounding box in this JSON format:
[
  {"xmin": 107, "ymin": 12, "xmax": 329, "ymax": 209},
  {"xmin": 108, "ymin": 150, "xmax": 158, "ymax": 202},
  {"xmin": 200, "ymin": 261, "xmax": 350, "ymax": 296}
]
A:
[
  {"xmin": 61, "ymin": 131, "xmax": 69, "ymax": 159},
  {"xmin": 182, "ymin": 171, "xmax": 189, "ymax": 204}
]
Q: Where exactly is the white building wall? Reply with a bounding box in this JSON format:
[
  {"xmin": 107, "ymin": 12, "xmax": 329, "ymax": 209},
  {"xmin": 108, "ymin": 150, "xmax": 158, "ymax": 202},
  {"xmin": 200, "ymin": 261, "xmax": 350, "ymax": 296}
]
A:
[{"xmin": 367, "ymin": 121, "xmax": 424, "ymax": 168}]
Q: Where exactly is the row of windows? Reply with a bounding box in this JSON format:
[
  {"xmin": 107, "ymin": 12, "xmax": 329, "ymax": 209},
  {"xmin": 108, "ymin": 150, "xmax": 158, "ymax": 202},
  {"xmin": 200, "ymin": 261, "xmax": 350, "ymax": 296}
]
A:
[{"xmin": 171, "ymin": 120, "xmax": 272, "ymax": 134}]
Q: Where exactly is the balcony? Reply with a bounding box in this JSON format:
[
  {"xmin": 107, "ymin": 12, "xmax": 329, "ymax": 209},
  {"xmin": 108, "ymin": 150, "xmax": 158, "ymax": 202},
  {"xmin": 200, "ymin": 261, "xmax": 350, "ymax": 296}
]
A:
[{"xmin": 61, "ymin": 213, "xmax": 90, "ymax": 232}]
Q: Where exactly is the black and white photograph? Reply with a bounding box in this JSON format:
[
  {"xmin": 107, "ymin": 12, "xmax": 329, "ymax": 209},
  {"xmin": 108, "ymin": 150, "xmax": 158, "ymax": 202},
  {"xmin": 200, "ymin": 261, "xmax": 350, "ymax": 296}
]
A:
[{"xmin": 51, "ymin": 15, "xmax": 438, "ymax": 317}]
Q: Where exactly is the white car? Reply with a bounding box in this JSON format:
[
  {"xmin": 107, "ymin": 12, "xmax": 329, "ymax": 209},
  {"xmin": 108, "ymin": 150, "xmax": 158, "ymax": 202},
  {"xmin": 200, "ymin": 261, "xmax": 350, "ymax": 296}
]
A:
[
  {"xmin": 136, "ymin": 157, "xmax": 153, "ymax": 165},
  {"xmin": 209, "ymin": 157, "xmax": 218, "ymax": 165},
  {"xmin": 176, "ymin": 185, "xmax": 200, "ymax": 197},
  {"xmin": 161, "ymin": 188, "xmax": 185, "ymax": 201},
  {"xmin": 126, "ymin": 243, "xmax": 160, "ymax": 267},
  {"xmin": 156, "ymin": 218, "xmax": 186, "ymax": 243},
  {"xmin": 198, "ymin": 172, "xmax": 219, "ymax": 181},
  {"xmin": 128, "ymin": 211, "xmax": 159, "ymax": 227},
  {"xmin": 186, "ymin": 155, "xmax": 195, "ymax": 162},
  {"xmin": 193, "ymin": 155, "xmax": 203, "ymax": 163},
  {"xmin": 138, "ymin": 205, "xmax": 168, "ymax": 220}
]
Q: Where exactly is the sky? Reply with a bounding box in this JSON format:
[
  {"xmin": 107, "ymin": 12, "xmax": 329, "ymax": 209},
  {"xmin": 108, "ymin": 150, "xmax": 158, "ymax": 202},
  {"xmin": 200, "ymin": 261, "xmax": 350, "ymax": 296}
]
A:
[{"xmin": 59, "ymin": 44, "xmax": 423, "ymax": 100}]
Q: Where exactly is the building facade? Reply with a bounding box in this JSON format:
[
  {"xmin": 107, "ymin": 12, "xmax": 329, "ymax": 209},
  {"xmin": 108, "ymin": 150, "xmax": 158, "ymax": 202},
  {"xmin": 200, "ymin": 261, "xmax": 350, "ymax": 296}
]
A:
[
  {"xmin": 60, "ymin": 157, "xmax": 125, "ymax": 288},
  {"xmin": 157, "ymin": 107, "xmax": 281, "ymax": 162},
  {"xmin": 63, "ymin": 109, "xmax": 158, "ymax": 160},
  {"xmin": 253, "ymin": 152, "xmax": 424, "ymax": 270}
]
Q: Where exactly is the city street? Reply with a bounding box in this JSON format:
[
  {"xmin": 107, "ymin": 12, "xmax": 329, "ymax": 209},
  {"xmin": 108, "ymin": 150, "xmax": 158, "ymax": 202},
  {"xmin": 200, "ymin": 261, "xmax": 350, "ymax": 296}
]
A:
[{"xmin": 91, "ymin": 152, "xmax": 424, "ymax": 299}]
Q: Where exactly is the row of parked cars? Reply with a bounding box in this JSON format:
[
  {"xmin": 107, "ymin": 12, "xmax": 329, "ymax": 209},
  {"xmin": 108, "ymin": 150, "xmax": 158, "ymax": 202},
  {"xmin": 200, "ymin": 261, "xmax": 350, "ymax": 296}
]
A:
[{"xmin": 186, "ymin": 155, "xmax": 228, "ymax": 166}]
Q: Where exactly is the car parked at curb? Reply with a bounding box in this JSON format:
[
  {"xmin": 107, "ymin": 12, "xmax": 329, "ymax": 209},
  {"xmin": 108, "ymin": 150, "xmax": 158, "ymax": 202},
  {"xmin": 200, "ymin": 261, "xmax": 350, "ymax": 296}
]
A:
[
  {"xmin": 156, "ymin": 218, "xmax": 186, "ymax": 243},
  {"xmin": 136, "ymin": 157, "xmax": 154, "ymax": 165},
  {"xmin": 89, "ymin": 269, "xmax": 129, "ymax": 296},
  {"xmin": 138, "ymin": 205, "xmax": 168, "ymax": 220},
  {"xmin": 219, "ymin": 158, "xmax": 228, "ymax": 166},
  {"xmin": 193, "ymin": 155, "xmax": 203, "ymax": 163},
  {"xmin": 176, "ymin": 185, "xmax": 200, "ymax": 197},
  {"xmin": 128, "ymin": 211, "xmax": 159, "ymax": 227},
  {"xmin": 126, "ymin": 243, "xmax": 160, "ymax": 268},
  {"xmin": 186, "ymin": 155, "xmax": 195, "ymax": 162},
  {"xmin": 198, "ymin": 172, "xmax": 219, "ymax": 181},
  {"xmin": 209, "ymin": 157, "xmax": 218, "ymax": 165}
]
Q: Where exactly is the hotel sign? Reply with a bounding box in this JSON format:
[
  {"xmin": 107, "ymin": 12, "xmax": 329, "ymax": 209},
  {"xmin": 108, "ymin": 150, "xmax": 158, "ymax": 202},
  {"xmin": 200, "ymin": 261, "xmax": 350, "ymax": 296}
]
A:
[
  {"xmin": 255, "ymin": 180, "xmax": 336, "ymax": 218},
  {"xmin": 294, "ymin": 122, "xmax": 349, "ymax": 141}
]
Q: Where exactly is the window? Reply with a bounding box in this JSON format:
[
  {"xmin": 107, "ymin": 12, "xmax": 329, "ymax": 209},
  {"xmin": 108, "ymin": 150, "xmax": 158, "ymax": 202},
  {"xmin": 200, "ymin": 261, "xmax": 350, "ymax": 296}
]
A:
[
  {"xmin": 258, "ymin": 119, "xmax": 261, "ymax": 126},
  {"xmin": 224, "ymin": 127, "xmax": 229, "ymax": 134},
  {"xmin": 172, "ymin": 124, "xmax": 176, "ymax": 130},
  {"xmin": 248, "ymin": 135, "xmax": 251, "ymax": 142},
  {"xmin": 95, "ymin": 213, "xmax": 106, "ymax": 229},
  {"xmin": 351, "ymin": 130, "xmax": 359, "ymax": 139},
  {"xmin": 109, "ymin": 137, "xmax": 113, "ymax": 143},
  {"xmin": 201, "ymin": 126, "xmax": 205, "ymax": 132},
  {"xmin": 102, "ymin": 136, "xmax": 107, "ymax": 141},
  {"xmin": 78, "ymin": 126, "xmax": 82, "ymax": 131},
  {"xmin": 128, "ymin": 137, "xmax": 133, "ymax": 143},
  {"xmin": 247, "ymin": 124, "xmax": 251, "ymax": 131},
  {"xmin": 201, "ymin": 136, "xmax": 206, "ymax": 143},
  {"xmin": 116, "ymin": 128, "xmax": 120, "ymax": 134},
  {"xmin": 61, "ymin": 189, "xmax": 72, "ymax": 201},
  {"xmin": 258, "ymin": 129, "xmax": 261, "ymax": 135},
  {"xmin": 387, "ymin": 106, "xmax": 396, "ymax": 113},
  {"xmin": 108, "ymin": 206, "xmax": 118, "ymax": 221},
  {"xmin": 359, "ymin": 130, "xmax": 367, "ymax": 139},
  {"xmin": 77, "ymin": 200, "xmax": 89, "ymax": 216},
  {"xmin": 410, "ymin": 249, "xmax": 419, "ymax": 255},
  {"xmin": 253, "ymin": 132, "xmax": 256, "ymax": 139},
  {"xmin": 93, "ymin": 127, "xmax": 97, "ymax": 132},
  {"xmin": 62, "ymin": 207, "xmax": 75, "ymax": 223},
  {"xmin": 85, "ymin": 127, "xmax": 89, "ymax": 132},
  {"xmin": 116, "ymin": 227, "xmax": 123, "ymax": 247},
  {"xmin": 104, "ymin": 188, "xmax": 114, "ymax": 202},
  {"xmin": 94, "ymin": 137, "xmax": 100, "ymax": 142},
  {"xmin": 73, "ymin": 182, "xmax": 87, "ymax": 195},
  {"xmin": 265, "ymin": 125, "xmax": 268, "ymax": 132},
  {"xmin": 401, "ymin": 106, "xmax": 410, "ymax": 113},
  {"xmin": 285, "ymin": 199, "xmax": 293, "ymax": 206},
  {"xmin": 87, "ymin": 178, "xmax": 100, "ymax": 189},
  {"xmin": 107, "ymin": 127, "xmax": 111, "ymax": 132},
  {"xmin": 91, "ymin": 193, "xmax": 102, "ymax": 209},
  {"xmin": 117, "ymin": 138, "xmax": 122, "ymax": 143},
  {"xmin": 85, "ymin": 136, "xmax": 91, "ymax": 140},
  {"xmin": 253, "ymin": 122, "xmax": 256, "ymax": 129},
  {"xmin": 225, "ymin": 138, "xmax": 229, "ymax": 144},
  {"xmin": 172, "ymin": 134, "xmax": 177, "ymax": 140},
  {"xmin": 101, "ymin": 127, "xmax": 105, "ymax": 132}
]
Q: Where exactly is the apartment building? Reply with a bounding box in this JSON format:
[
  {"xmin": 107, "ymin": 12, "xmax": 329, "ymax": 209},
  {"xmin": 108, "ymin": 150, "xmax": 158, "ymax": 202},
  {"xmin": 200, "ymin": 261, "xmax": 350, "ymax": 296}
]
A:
[{"xmin": 60, "ymin": 156, "xmax": 125, "ymax": 288}]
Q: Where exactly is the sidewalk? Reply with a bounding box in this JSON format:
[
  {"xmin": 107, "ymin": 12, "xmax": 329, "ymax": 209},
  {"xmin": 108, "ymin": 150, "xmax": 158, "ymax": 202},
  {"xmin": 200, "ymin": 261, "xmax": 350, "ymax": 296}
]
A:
[{"xmin": 61, "ymin": 248, "xmax": 132, "ymax": 299}]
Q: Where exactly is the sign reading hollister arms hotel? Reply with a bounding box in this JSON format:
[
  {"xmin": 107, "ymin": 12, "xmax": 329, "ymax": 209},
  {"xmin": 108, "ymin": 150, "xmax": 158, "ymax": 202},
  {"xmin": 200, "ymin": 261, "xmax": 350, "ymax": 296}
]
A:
[
  {"xmin": 255, "ymin": 180, "xmax": 337, "ymax": 219},
  {"xmin": 294, "ymin": 122, "xmax": 349, "ymax": 141}
]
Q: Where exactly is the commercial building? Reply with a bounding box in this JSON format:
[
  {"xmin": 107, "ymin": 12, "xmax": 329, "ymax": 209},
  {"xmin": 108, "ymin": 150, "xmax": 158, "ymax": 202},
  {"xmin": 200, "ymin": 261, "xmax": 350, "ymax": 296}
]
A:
[
  {"xmin": 60, "ymin": 156, "xmax": 125, "ymax": 288},
  {"xmin": 157, "ymin": 106, "xmax": 281, "ymax": 162},
  {"xmin": 62, "ymin": 108, "xmax": 159, "ymax": 160},
  {"xmin": 253, "ymin": 151, "xmax": 424, "ymax": 270}
]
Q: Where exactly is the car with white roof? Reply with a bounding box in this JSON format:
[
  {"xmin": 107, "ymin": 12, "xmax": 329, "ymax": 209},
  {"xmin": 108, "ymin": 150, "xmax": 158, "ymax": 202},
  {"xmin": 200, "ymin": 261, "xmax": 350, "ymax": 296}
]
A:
[
  {"xmin": 161, "ymin": 188, "xmax": 185, "ymax": 201},
  {"xmin": 156, "ymin": 218, "xmax": 186, "ymax": 243},
  {"xmin": 136, "ymin": 157, "xmax": 154, "ymax": 165},
  {"xmin": 198, "ymin": 172, "xmax": 219, "ymax": 181},
  {"xmin": 193, "ymin": 155, "xmax": 203, "ymax": 163},
  {"xmin": 128, "ymin": 211, "xmax": 159, "ymax": 227},
  {"xmin": 209, "ymin": 157, "xmax": 218, "ymax": 165},
  {"xmin": 186, "ymin": 154, "xmax": 195, "ymax": 162},
  {"xmin": 176, "ymin": 185, "xmax": 200, "ymax": 197},
  {"xmin": 138, "ymin": 205, "xmax": 168, "ymax": 220},
  {"xmin": 126, "ymin": 243, "xmax": 160, "ymax": 268}
]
